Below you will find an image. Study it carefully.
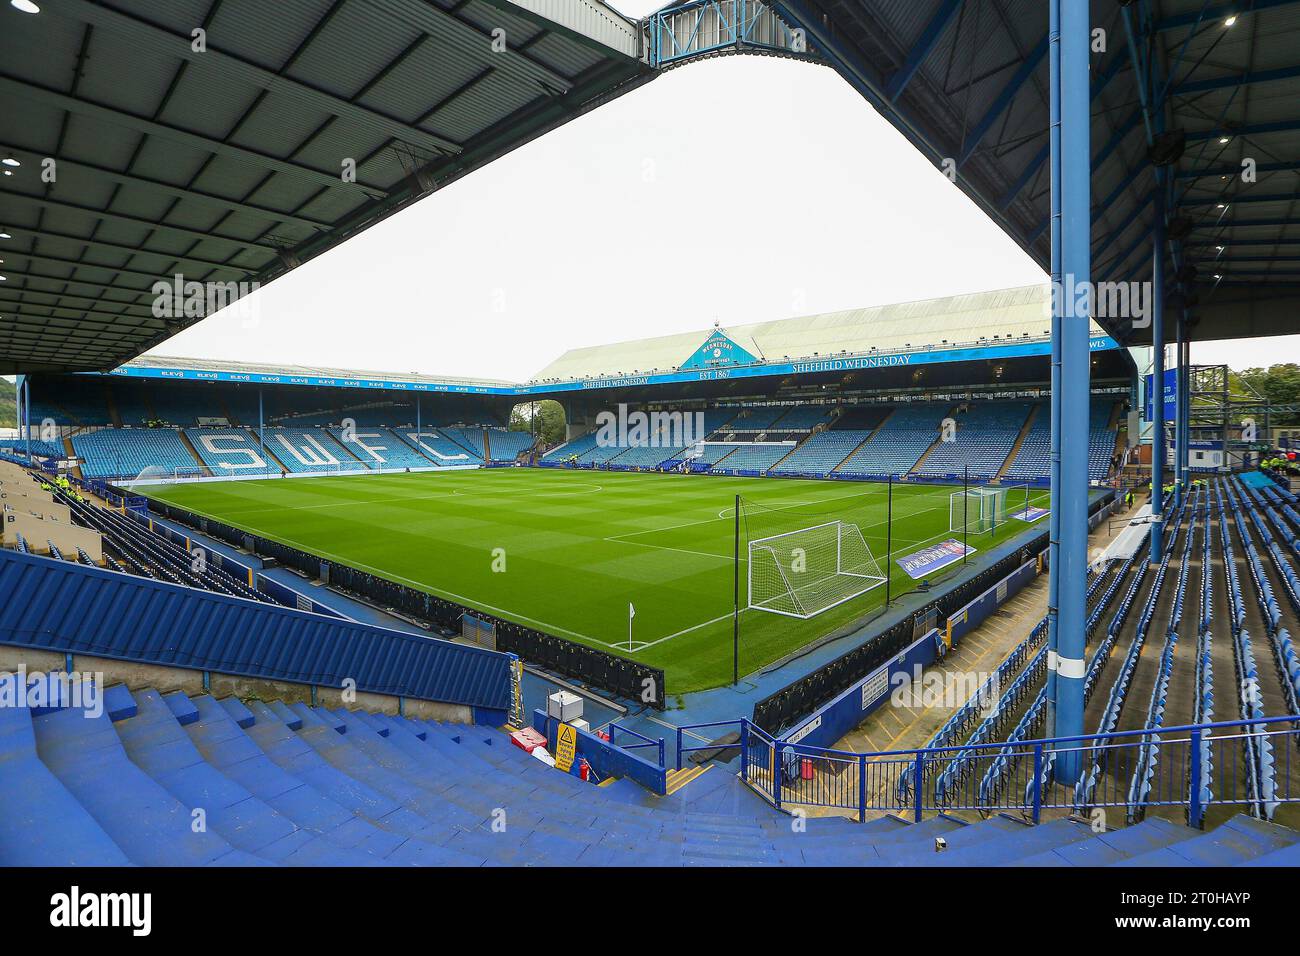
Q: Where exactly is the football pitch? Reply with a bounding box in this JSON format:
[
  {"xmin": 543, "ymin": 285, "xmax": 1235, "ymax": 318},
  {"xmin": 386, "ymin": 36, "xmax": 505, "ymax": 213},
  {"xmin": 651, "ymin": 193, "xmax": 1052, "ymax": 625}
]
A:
[{"xmin": 142, "ymin": 469, "xmax": 1049, "ymax": 694}]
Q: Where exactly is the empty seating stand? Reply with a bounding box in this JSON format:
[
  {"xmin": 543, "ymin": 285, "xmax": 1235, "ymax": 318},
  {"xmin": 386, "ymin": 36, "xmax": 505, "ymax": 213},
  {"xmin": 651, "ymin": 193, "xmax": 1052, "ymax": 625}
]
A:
[
  {"xmin": 3, "ymin": 683, "xmax": 1295, "ymax": 867},
  {"xmin": 835, "ymin": 404, "xmax": 945, "ymax": 477},
  {"xmin": 73, "ymin": 429, "xmax": 202, "ymax": 480},
  {"xmin": 915, "ymin": 402, "xmax": 1030, "ymax": 479},
  {"xmin": 1005, "ymin": 399, "xmax": 1118, "ymax": 481}
]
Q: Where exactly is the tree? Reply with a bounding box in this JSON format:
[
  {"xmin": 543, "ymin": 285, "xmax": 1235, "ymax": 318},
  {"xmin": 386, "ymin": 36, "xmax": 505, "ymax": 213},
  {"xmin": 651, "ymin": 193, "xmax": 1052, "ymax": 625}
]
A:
[
  {"xmin": 0, "ymin": 380, "xmax": 16, "ymax": 430},
  {"xmin": 509, "ymin": 400, "xmax": 566, "ymax": 446},
  {"xmin": 1238, "ymin": 364, "xmax": 1300, "ymax": 425}
]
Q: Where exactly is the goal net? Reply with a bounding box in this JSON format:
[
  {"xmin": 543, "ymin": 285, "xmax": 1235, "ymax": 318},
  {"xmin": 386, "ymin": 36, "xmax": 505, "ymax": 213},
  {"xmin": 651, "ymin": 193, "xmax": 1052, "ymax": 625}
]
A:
[
  {"xmin": 748, "ymin": 520, "xmax": 887, "ymax": 619},
  {"xmin": 949, "ymin": 486, "xmax": 1010, "ymax": 534}
]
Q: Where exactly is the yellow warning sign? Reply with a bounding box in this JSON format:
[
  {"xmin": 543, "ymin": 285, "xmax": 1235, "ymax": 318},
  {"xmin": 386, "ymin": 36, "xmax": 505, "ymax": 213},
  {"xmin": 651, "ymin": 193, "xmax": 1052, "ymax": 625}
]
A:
[{"xmin": 555, "ymin": 722, "xmax": 578, "ymax": 773}]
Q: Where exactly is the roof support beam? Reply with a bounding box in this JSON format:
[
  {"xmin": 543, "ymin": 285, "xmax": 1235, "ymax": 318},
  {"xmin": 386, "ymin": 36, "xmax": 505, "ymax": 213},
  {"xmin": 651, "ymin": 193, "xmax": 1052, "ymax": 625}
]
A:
[
  {"xmin": 0, "ymin": 142, "xmax": 332, "ymax": 233},
  {"xmin": 381, "ymin": 0, "xmax": 574, "ymax": 91},
  {"xmin": 1186, "ymin": 120, "xmax": 1300, "ymax": 140},
  {"xmin": 883, "ymin": 0, "xmax": 962, "ymax": 99},
  {"xmin": 50, "ymin": 0, "xmax": 462, "ymax": 156},
  {"xmin": 1176, "ymin": 160, "xmax": 1300, "ymax": 179},
  {"xmin": 1192, "ymin": 255, "xmax": 1300, "ymax": 261},
  {"xmin": 9, "ymin": 226, "xmax": 256, "ymax": 275},
  {"xmin": 0, "ymin": 293, "xmax": 159, "ymax": 325},
  {"xmin": 1185, "ymin": 237, "xmax": 1300, "ymax": 246},
  {"xmin": 1190, "ymin": 217, "xmax": 1300, "ymax": 228},
  {"xmin": 4, "ymin": 191, "xmax": 283, "ymax": 255},
  {"xmin": 1154, "ymin": 0, "xmax": 1300, "ymax": 32},
  {"xmin": 996, "ymin": 51, "xmax": 1132, "ymax": 211},
  {"xmin": 5, "ymin": 249, "xmax": 227, "ymax": 287},
  {"xmin": 958, "ymin": 37, "xmax": 1049, "ymax": 165},
  {"xmin": 0, "ymin": 76, "xmax": 389, "ymax": 201},
  {"xmin": 1173, "ymin": 63, "xmax": 1300, "ymax": 94},
  {"xmin": 1179, "ymin": 192, "xmax": 1300, "ymax": 206}
]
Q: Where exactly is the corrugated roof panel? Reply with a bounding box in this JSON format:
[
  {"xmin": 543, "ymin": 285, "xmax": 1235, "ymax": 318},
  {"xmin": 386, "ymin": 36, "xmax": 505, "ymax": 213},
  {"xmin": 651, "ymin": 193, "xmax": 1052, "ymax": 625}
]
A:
[
  {"xmin": 284, "ymin": 4, "xmax": 427, "ymax": 100},
  {"xmin": 0, "ymin": 10, "xmax": 84, "ymax": 90},
  {"xmin": 354, "ymin": 31, "xmax": 493, "ymax": 130},
  {"xmin": 459, "ymin": 0, "xmax": 550, "ymax": 48},
  {"xmin": 522, "ymin": 30, "xmax": 610, "ymax": 78},
  {"xmin": 202, "ymin": 0, "xmax": 336, "ymax": 73},
  {"xmin": 434, "ymin": 74, "xmax": 544, "ymax": 141},
  {"xmin": 529, "ymin": 285, "xmax": 1110, "ymax": 381},
  {"xmin": 504, "ymin": 0, "xmax": 641, "ymax": 59}
]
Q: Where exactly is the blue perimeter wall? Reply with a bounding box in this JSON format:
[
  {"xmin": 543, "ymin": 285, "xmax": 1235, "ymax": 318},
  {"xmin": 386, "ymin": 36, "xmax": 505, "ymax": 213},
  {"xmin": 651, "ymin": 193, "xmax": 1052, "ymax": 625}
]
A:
[{"xmin": 533, "ymin": 709, "xmax": 667, "ymax": 795}]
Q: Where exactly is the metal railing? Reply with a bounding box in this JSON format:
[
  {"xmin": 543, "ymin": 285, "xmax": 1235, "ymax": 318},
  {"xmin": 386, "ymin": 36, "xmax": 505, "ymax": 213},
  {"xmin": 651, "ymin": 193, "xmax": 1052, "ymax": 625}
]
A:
[
  {"xmin": 609, "ymin": 721, "xmax": 665, "ymax": 769},
  {"xmin": 680, "ymin": 714, "xmax": 1300, "ymax": 826}
]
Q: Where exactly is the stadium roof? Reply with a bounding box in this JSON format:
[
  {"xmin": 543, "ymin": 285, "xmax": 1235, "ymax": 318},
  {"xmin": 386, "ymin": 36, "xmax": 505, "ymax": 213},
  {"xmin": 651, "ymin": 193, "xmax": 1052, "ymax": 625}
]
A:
[
  {"xmin": 768, "ymin": 0, "xmax": 1300, "ymax": 346},
  {"xmin": 530, "ymin": 284, "xmax": 1109, "ymax": 382},
  {"xmin": 112, "ymin": 353, "xmax": 514, "ymax": 390},
  {"xmin": 0, "ymin": 0, "xmax": 652, "ymax": 375}
]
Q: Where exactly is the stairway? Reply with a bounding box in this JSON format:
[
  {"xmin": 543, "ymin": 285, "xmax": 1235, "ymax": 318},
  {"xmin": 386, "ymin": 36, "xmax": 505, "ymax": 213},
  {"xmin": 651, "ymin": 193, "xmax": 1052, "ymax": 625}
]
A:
[
  {"xmin": 907, "ymin": 404, "xmax": 960, "ymax": 476},
  {"xmin": 996, "ymin": 404, "xmax": 1039, "ymax": 479},
  {"xmin": 104, "ymin": 382, "xmax": 122, "ymax": 427},
  {"xmin": 61, "ymin": 436, "xmax": 83, "ymax": 480},
  {"xmin": 324, "ymin": 430, "xmax": 370, "ymax": 468},
  {"xmin": 176, "ymin": 430, "xmax": 214, "ymax": 477},
  {"xmin": 4, "ymin": 682, "xmax": 1297, "ymax": 867}
]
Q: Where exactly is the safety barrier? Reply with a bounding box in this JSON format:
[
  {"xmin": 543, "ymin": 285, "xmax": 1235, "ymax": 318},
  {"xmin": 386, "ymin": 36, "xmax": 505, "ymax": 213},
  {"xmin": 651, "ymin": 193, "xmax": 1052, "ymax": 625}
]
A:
[{"xmin": 690, "ymin": 714, "xmax": 1300, "ymax": 825}]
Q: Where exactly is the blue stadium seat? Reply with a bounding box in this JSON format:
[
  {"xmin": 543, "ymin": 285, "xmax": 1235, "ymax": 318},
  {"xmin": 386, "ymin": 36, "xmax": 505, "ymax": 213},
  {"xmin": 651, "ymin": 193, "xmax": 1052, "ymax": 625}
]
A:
[
  {"xmin": 835, "ymin": 404, "xmax": 945, "ymax": 477},
  {"xmin": 73, "ymin": 428, "xmax": 201, "ymax": 480},
  {"xmin": 394, "ymin": 429, "xmax": 482, "ymax": 465},
  {"xmin": 262, "ymin": 428, "xmax": 367, "ymax": 473},
  {"xmin": 185, "ymin": 428, "xmax": 275, "ymax": 476}
]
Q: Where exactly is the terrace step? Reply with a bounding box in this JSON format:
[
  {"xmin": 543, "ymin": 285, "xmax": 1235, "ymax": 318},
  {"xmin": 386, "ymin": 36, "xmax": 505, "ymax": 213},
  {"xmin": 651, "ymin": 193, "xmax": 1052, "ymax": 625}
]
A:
[{"xmin": 997, "ymin": 404, "xmax": 1038, "ymax": 479}]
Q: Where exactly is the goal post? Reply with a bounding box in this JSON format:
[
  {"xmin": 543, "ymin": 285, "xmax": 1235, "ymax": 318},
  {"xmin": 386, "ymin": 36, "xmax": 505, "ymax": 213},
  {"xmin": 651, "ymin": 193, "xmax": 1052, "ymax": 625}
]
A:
[
  {"xmin": 747, "ymin": 520, "xmax": 887, "ymax": 619},
  {"xmin": 1001, "ymin": 482, "xmax": 1038, "ymax": 521},
  {"xmin": 949, "ymin": 486, "xmax": 1010, "ymax": 534}
]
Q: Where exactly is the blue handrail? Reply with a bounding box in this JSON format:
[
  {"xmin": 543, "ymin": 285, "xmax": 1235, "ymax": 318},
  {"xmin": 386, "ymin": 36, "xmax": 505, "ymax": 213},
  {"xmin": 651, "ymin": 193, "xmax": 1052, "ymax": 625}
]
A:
[
  {"xmin": 608, "ymin": 721, "xmax": 665, "ymax": 769},
  {"xmin": 675, "ymin": 719, "xmax": 748, "ymax": 770},
  {"xmin": 726, "ymin": 712, "xmax": 1300, "ymax": 822}
]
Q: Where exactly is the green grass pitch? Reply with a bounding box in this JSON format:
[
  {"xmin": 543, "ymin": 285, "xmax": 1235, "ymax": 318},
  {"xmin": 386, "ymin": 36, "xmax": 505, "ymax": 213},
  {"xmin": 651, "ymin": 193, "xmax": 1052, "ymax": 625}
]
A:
[{"xmin": 142, "ymin": 469, "xmax": 1049, "ymax": 695}]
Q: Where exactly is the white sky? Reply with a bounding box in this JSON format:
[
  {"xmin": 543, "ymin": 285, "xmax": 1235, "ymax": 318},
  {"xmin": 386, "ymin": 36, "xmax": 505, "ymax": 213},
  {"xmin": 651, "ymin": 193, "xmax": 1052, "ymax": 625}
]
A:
[{"xmin": 151, "ymin": 0, "xmax": 1299, "ymax": 381}]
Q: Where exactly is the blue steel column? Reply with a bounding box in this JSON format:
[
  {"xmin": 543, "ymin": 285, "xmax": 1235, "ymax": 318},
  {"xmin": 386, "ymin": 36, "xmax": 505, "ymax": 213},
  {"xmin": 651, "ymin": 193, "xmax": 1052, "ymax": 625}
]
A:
[
  {"xmin": 1180, "ymin": 330, "xmax": 1191, "ymax": 491},
  {"xmin": 258, "ymin": 387, "xmax": 264, "ymax": 472},
  {"xmin": 21, "ymin": 377, "xmax": 31, "ymax": 462},
  {"xmin": 1045, "ymin": 0, "xmax": 1062, "ymax": 737},
  {"xmin": 1174, "ymin": 307, "xmax": 1186, "ymax": 509},
  {"xmin": 416, "ymin": 396, "xmax": 422, "ymax": 446},
  {"xmin": 1052, "ymin": 0, "xmax": 1090, "ymax": 783},
  {"xmin": 1150, "ymin": 187, "xmax": 1166, "ymax": 561}
]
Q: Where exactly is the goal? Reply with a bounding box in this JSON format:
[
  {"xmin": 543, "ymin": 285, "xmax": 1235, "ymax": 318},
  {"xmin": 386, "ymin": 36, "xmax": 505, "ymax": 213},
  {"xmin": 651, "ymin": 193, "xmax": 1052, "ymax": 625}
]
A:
[
  {"xmin": 748, "ymin": 520, "xmax": 887, "ymax": 619},
  {"xmin": 949, "ymin": 486, "xmax": 1010, "ymax": 534}
]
